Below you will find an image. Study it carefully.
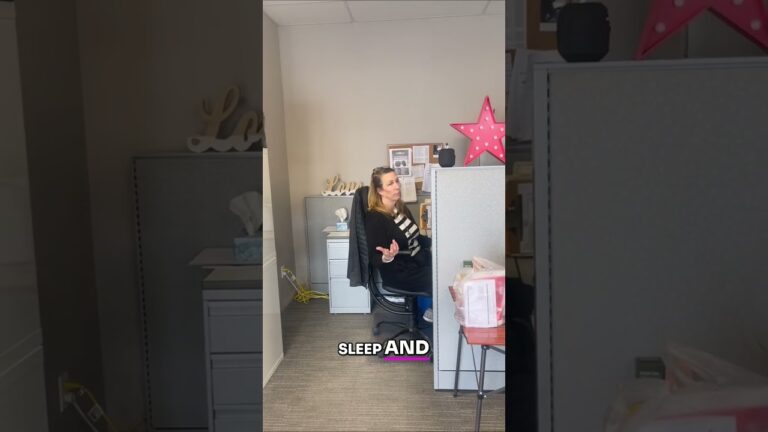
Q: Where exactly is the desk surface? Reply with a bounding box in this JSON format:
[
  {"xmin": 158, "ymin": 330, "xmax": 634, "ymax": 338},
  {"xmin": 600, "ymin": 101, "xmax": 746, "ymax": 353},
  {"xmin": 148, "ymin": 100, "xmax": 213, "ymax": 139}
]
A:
[
  {"xmin": 323, "ymin": 226, "xmax": 350, "ymax": 238},
  {"xmin": 202, "ymin": 265, "xmax": 262, "ymax": 290},
  {"xmin": 464, "ymin": 326, "xmax": 505, "ymax": 346}
]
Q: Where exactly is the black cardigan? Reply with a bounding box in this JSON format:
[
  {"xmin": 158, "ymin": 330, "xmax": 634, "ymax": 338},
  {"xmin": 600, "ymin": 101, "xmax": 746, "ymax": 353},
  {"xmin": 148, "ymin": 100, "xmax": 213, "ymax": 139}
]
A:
[
  {"xmin": 365, "ymin": 208, "xmax": 431, "ymax": 291},
  {"xmin": 346, "ymin": 187, "xmax": 370, "ymax": 288}
]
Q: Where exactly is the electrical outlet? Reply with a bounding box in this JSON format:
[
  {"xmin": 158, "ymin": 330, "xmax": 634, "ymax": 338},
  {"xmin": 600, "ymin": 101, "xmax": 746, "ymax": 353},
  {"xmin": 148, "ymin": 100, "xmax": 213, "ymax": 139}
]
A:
[{"xmin": 57, "ymin": 372, "xmax": 70, "ymax": 412}]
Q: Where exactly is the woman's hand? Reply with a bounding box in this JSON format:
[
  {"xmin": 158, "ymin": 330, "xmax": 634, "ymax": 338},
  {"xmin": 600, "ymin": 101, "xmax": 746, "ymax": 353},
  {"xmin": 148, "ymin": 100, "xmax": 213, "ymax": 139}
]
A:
[{"xmin": 376, "ymin": 240, "xmax": 399, "ymax": 263}]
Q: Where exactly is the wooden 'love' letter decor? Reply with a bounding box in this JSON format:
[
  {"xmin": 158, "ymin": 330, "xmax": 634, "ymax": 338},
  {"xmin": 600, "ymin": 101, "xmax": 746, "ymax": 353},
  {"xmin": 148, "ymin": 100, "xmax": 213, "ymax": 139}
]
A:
[
  {"xmin": 321, "ymin": 174, "xmax": 362, "ymax": 196},
  {"xmin": 187, "ymin": 86, "xmax": 265, "ymax": 152}
]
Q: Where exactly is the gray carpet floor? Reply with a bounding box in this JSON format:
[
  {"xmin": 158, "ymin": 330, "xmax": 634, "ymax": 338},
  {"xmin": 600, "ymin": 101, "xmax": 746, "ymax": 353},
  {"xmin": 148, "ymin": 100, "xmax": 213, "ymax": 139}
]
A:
[{"xmin": 263, "ymin": 300, "xmax": 505, "ymax": 431}]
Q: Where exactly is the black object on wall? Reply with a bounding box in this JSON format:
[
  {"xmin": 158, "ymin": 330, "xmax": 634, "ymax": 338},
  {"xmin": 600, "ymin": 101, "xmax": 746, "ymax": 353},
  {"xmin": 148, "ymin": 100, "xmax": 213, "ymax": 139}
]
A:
[
  {"xmin": 438, "ymin": 147, "xmax": 455, "ymax": 167},
  {"xmin": 556, "ymin": 2, "xmax": 610, "ymax": 62}
]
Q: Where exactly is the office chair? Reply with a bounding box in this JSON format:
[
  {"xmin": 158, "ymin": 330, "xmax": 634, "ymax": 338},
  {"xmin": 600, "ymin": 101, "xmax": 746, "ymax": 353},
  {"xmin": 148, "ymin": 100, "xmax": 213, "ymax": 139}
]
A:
[{"xmin": 347, "ymin": 186, "xmax": 432, "ymax": 344}]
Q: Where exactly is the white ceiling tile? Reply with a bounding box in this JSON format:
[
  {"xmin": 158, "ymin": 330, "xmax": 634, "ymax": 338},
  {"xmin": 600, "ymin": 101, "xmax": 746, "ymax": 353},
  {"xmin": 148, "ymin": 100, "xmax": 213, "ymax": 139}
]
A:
[
  {"xmin": 264, "ymin": 1, "xmax": 351, "ymax": 26},
  {"xmin": 347, "ymin": 1, "xmax": 487, "ymax": 22},
  {"xmin": 484, "ymin": 1, "xmax": 505, "ymax": 16}
]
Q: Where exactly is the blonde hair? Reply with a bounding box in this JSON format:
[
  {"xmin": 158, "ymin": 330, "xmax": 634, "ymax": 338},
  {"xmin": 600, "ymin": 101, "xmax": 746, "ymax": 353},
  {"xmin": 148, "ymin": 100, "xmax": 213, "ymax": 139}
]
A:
[{"xmin": 368, "ymin": 166, "xmax": 409, "ymax": 218}]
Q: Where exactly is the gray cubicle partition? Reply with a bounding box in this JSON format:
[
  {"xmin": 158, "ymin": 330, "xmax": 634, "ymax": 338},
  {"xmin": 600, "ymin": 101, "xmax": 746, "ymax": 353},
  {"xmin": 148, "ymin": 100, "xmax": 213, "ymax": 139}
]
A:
[
  {"xmin": 134, "ymin": 153, "xmax": 261, "ymax": 430},
  {"xmin": 534, "ymin": 59, "xmax": 768, "ymax": 432},
  {"xmin": 431, "ymin": 166, "xmax": 505, "ymax": 390},
  {"xmin": 305, "ymin": 196, "xmax": 353, "ymax": 294}
]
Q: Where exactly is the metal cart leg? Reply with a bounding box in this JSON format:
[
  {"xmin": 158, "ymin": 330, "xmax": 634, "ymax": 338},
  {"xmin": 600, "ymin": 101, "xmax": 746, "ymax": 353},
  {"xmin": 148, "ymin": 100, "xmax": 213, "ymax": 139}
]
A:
[
  {"xmin": 453, "ymin": 326, "xmax": 464, "ymax": 397},
  {"xmin": 474, "ymin": 345, "xmax": 488, "ymax": 432}
]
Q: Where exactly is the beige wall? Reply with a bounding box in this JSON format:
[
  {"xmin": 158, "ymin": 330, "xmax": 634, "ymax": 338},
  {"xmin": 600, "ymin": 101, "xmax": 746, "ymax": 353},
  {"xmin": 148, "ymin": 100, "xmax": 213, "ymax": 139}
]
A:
[
  {"xmin": 278, "ymin": 15, "xmax": 505, "ymax": 282},
  {"xmin": 603, "ymin": 0, "xmax": 685, "ymax": 60},
  {"xmin": 76, "ymin": 0, "xmax": 262, "ymax": 425},
  {"xmin": 688, "ymin": 11, "xmax": 767, "ymax": 57},
  {"xmin": 263, "ymin": 14, "xmax": 297, "ymax": 311},
  {"xmin": 1, "ymin": 4, "xmax": 48, "ymax": 431},
  {"xmin": 14, "ymin": 0, "xmax": 106, "ymax": 430}
]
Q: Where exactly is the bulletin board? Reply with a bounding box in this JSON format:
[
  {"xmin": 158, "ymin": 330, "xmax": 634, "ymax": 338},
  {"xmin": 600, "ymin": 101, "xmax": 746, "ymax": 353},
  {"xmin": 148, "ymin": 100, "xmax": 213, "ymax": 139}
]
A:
[
  {"xmin": 526, "ymin": 0, "xmax": 558, "ymax": 50},
  {"xmin": 386, "ymin": 143, "xmax": 442, "ymax": 192}
]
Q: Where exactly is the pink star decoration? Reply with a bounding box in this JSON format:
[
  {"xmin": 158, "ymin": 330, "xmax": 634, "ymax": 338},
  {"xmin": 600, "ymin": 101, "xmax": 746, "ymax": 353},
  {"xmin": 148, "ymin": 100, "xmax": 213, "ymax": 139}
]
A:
[
  {"xmin": 636, "ymin": 0, "xmax": 768, "ymax": 59},
  {"xmin": 450, "ymin": 96, "xmax": 505, "ymax": 166}
]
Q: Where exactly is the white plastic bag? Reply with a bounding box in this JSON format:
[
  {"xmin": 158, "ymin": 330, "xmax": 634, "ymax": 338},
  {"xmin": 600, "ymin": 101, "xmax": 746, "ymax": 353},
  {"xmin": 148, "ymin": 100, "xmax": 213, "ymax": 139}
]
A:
[
  {"xmin": 665, "ymin": 344, "xmax": 768, "ymax": 390},
  {"xmin": 605, "ymin": 380, "xmax": 668, "ymax": 432},
  {"xmin": 605, "ymin": 344, "xmax": 768, "ymax": 432},
  {"xmin": 449, "ymin": 257, "xmax": 505, "ymax": 328}
]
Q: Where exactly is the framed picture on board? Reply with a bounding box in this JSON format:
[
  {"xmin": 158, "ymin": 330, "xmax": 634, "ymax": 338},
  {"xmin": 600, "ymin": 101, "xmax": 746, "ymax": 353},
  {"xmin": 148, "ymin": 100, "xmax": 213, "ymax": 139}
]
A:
[{"xmin": 389, "ymin": 148, "xmax": 412, "ymax": 177}]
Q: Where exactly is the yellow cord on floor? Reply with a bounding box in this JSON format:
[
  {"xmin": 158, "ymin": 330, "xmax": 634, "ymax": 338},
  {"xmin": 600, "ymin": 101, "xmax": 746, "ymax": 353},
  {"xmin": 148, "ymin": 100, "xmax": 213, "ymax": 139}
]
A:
[{"xmin": 280, "ymin": 266, "xmax": 328, "ymax": 304}]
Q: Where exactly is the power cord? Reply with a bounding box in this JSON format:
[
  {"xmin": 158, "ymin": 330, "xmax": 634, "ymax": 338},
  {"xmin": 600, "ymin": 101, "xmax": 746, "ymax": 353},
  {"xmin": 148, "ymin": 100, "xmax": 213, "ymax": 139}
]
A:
[
  {"xmin": 62, "ymin": 381, "xmax": 142, "ymax": 432},
  {"xmin": 280, "ymin": 266, "xmax": 328, "ymax": 304}
]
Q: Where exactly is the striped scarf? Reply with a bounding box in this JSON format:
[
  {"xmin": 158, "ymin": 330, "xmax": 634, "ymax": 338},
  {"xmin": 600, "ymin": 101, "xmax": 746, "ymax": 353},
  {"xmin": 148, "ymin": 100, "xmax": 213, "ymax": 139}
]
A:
[{"xmin": 393, "ymin": 208, "xmax": 421, "ymax": 256}]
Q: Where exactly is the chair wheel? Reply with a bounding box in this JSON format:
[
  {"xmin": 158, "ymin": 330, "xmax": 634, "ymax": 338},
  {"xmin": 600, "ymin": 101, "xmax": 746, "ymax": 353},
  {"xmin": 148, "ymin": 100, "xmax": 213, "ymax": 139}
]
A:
[{"xmin": 372, "ymin": 327, "xmax": 380, "ymax": 336}]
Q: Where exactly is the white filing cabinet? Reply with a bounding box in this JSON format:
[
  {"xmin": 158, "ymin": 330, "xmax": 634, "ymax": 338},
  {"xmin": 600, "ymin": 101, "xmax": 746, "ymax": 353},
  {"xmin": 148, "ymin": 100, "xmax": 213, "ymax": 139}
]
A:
[
  {"xmin": 327, "ymin": 236, "xmax": 371, "ymax": 313},
  {"xmin": 202, "ymin": 269, "xmax": 262, "ymax": 432}
]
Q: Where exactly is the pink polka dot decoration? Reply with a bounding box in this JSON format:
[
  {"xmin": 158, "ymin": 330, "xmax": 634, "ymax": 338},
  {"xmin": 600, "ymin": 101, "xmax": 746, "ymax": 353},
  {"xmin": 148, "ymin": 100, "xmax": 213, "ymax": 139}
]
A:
[
  {"xmin": 450, "ymin": 96, "xmax": 505, "ymax": 166},
  {"xmin": 636, "ymin": 0, "xmax": 768, "ymax": 59}
]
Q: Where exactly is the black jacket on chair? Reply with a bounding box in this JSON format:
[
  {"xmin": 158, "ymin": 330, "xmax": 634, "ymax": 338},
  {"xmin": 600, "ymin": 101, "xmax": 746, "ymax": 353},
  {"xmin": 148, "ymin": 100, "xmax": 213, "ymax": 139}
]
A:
[{"xmin": 347, "ymin": 186, "xmax": 370, "ymax": 288}]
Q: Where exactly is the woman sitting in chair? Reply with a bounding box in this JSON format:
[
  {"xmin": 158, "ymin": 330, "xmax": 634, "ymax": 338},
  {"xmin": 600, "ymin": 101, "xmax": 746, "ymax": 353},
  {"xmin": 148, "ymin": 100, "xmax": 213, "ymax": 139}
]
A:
[{"xmin": 365, "ymin": 167, "xmax": 433, "ymax": 321}]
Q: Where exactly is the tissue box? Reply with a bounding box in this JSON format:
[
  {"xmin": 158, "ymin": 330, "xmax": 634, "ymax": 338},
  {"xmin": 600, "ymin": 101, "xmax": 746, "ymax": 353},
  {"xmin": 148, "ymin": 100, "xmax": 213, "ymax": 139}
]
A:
[
  {"xmin": 336, "ymin": 222, "xmax": 348, "ymax": 231},
  {"xmin": 233, "ymin": 236, "xmax": 262, "ymax": 263}
]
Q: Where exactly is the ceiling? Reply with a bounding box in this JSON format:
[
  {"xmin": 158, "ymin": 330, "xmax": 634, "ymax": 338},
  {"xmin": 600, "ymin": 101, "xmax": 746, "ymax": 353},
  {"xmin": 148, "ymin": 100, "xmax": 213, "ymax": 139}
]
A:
[{"xmin": 263, "ymin": 1, "xmax": 504, "ymax": 26}]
